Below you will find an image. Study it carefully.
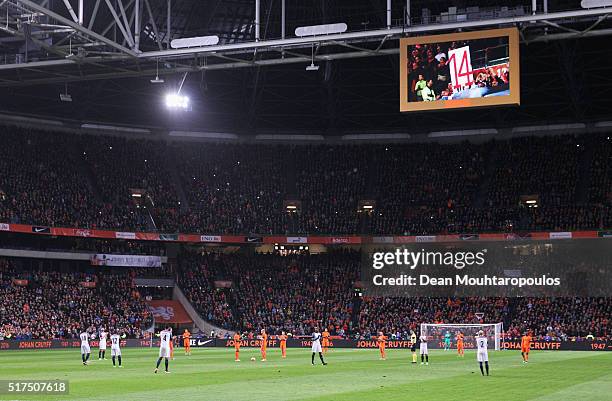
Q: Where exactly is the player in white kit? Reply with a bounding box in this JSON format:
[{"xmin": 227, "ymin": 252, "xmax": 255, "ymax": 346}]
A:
[
  {"xmin": 98, "ymin": 329, "xmax": 107, "ymax": 360},
  {"xmin": 110, "ymin": 331, "xmax": 124, "ymax": 367},
  {"xmin": 475, "ymin": 330, "xmax": 490, "ymax": 376},
  {"xmin": 419, "ymin": 334, "xmax": 429, "ymax": 365},
  {"xmin": 310, "ymin": 327, "xmax": 327, "ymax": 366},
  {"xmin": 80, "ymin": 330, "xmax": 91, "ymax": 366},
  {"xmin": 154, "ymin": 326, "xmax": 172, "ymax": 373}
]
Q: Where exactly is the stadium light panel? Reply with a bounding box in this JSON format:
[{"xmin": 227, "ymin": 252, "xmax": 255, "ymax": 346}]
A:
[
  {"xmin": 581, "ymin": 0, "xmax": 612, "ymax": 8},
  {"xmin": 165, "ymin": 93, "xmax": 190, "ymax": 110},
  {"xmin": 81, "ymin": 124, "xmax": 151, "ymax": 134},
  {"xmin": 295, "ymin": 23, "xmax": 347, "ymax": 37},
  {"xmin": 168, "ymin": 131, "xmax": 239, "ymax": 139},
  {"xmin": 171, "ymin": 35, "xmax": 220, "ymax": 48}
]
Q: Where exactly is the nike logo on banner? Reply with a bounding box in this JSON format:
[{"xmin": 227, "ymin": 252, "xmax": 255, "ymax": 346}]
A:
[{"xmin": 197, "ymin": 339, "xmax": 213, "ymax": 346}]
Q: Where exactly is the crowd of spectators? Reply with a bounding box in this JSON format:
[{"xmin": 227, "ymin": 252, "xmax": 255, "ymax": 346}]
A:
[
  {"xmin": 79, "ymin": 134, "xmax": 180, "ymax": 231},
  {"xmin": 172, "ymin": 143, "xmax": 289, "ymax": 234},
  {"xmin": 0, "ymin": 257, "xmax": 153, "ymax": 339},
  {"xmin": 588, "ymin": 135, "xmax": 611, "ymax": 207},
  {"xmin": 291, "ymin": 145, "xmax": 370, "ymax": 234},
  {"xmin": 487, "ymin": 135, "xmax": 582, "ymax": 208},
  {"xmin": 368, "ymin": 141, "xmax": 487, "ymax": 235},
  {"xmin": 177, "ymin": 251, "xmax": 237, "ymax": 330},
  {"xmin": 0, "ymin": 127, "xmax": 609, "ymax": 235},
  {"xmin": 507, "ymin": 297, "xmax": 610, "ymax": 341},
  {"xmin": 357, "ymin": 297, "xmax": 510, "ymax": 340},
  {"xmin": 357, "ymin": 296, "xmax": 610, "ymax": 341},
  {"xmin": 178, "ymin": 250, "xmax": 360, "ymax": 335},
  {"xmin": 1, "ymin": 249, "xmax": 610, "ymax": 341},
  {"xmin": 0, "ymin": 128, "xmax": 104, "ymax": 228},
  {"xmin": 175, "ymin": 251, "xmax": 610, "ymax": 340}
]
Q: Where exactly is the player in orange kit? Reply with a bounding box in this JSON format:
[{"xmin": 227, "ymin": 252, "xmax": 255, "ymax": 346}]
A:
[
  {"xmin": 521, "ymin": 331, "xmax": 532, "ymax": 363},
  {"xmin": 233, "ymin": 331, "xmax": 242, "ymax": 362},
  {"xmin": 278, "ymin": 331, "xmax": 288, "ymax": 358},
  {"xmin": 183, "ymin": 329, "xmax": 191, "ymax": 356},
  {"xmin": 377, "ymin": 331, "xmax": 387, "ymax": 360},
  {"xmin": 456, "ymin": 331, "xmax": 464, "ymax": 357},
  {"xmin": 322, "ymin": 329, "xmax": 330, "ymax": 354},
  {"xmin": 259, "ymin": 329, "xmax": 268, "ymax": 361}
]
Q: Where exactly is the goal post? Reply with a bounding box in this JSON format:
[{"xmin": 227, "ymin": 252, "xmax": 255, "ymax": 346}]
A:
[{"xmin": 420, "ymin": 323, "xmax": 503, "ymax": 350}]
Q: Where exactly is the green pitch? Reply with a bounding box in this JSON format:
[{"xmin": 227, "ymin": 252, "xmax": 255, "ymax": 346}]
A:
[{"xmin": 1, "ymin": 348, "xmax": 611, "ymax": 401}]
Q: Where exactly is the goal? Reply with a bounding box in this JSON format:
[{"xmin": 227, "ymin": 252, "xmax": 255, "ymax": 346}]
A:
[{"xmin": 420, "ymin": 323, "xmax": 503, "ymax": 350}]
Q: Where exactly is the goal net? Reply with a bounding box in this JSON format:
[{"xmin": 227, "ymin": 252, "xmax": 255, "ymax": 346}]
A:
[{"xmin": 420, "ymin": 323, "xmax": 503, "ymax": 351}]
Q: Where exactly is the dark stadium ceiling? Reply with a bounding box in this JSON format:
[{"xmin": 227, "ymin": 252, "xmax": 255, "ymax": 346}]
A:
[{"xmin": 1, "ymin": 0, "xmax": 612, "ymax": 134}]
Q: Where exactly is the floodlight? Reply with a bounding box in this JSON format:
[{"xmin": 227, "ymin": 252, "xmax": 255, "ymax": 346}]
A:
[{"xmin": 165, "ymin": 93, "xmax": 190, "ymax": 110}]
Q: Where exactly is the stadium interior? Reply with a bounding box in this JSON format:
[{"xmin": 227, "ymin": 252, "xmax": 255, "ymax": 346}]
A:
[{"xmin": 0, "ymin": 1, "xmax": 610, "ymax": 400}]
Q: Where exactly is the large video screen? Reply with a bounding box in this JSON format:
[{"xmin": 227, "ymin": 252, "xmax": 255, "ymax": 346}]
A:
[{"xmin": 400, "ymin": 28, "xmax": 520, "ymax": 112}]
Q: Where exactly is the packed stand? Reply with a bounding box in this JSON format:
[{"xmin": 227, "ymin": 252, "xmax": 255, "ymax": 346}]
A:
[
  {"xmin": 368, "ymin": 142, "xmax": 487, "ymax": 235},
  {"xmin": 80, "ymin": 135, "xmax": 180, "ymax": 231},
  {"xmin": 177, "ymin": 251, "xmax": 238, "ymax": 330},
  {"xmin": 507, "ymin": 297, "xmax": 610, "ymax": 340},
  {"xmin": 587, "ymin": 134, "xmax": 611, "ymax": 228},
  {"xmin": 1, "ymin": 126, "xmax": 610, "ymax": 235},
  {"xmin": 178, "ymin": 250, "xmax": 360, "ymax": 335},
  {"xmin": 0, "ymin": 128, "xmax": 112, "ymax": 229},
  {"xmin": 0, "ymin": 257, "xmax": 151, "ymax": 339},
  {"xmin": 357, "ymin": 297, "xmax": 510, "ymax": 340},
  {"xmin": 290, "ymin": 145, "xmax": 370, "ymax": 234},
  {"xmin": 358, "ymin": 296, "xmax": 610, "ymax": 341},
  {"xmin": 172, "ymin": 143, "xmax": 290, "ymax": 234}
]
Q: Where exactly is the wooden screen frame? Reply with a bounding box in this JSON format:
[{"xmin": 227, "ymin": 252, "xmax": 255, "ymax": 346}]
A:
[{"xmin": 399, "ymin": 27, "xmax": 520, "ymax": 112}]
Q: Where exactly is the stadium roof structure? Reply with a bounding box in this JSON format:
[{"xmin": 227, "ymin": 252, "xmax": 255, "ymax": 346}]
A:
[{"xmin": 1, "ymin": 0, "xmax": 612, "ymax": 134}]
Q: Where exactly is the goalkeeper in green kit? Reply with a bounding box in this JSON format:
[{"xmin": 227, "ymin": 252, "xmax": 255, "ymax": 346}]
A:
[{"xmin": 444, "ymin": 331, "xmax": 451, "ymax": 351}]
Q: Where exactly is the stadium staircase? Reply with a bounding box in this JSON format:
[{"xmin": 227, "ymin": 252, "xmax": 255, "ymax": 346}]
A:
[
  {"xmin": 503, "ymin": 297, "xmax": 521, "ymax": 331},
  {"xmin": 166, "ymin": 145, "xmax": 190, "ymax": 211},
  {"xmin": 173, "ymin": 284, "xmax": 234, "ymax": 337},
  {"xmin": 350, "ymin": 296, "xmax": 363, "ymax": 331},
  {"xmin": 361, "ymin": 152, "xmax": 378, "ymax": 234},
  {"xmin": 575, "ymin": 138, "xmax": 596, "ymax": 204},
  {"xmin": 284, "ymin": 146, "xmax": 299, "ymax": 233},
  {"xmin": 74, "ymin": 142, "xmax": 104, "ymax": 204},
  {"xmin": 472, "ymin": 142, "xmax": 499, "ymax": 208}
]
